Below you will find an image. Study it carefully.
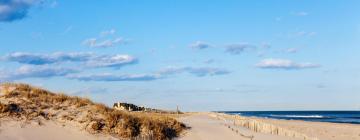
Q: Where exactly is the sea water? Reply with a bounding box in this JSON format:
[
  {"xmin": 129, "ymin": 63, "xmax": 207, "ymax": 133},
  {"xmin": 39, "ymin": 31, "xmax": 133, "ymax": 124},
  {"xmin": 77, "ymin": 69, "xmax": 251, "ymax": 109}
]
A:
[{"xmin": 221, "ymin": 111, "xmax": 360, "ymax": 124}]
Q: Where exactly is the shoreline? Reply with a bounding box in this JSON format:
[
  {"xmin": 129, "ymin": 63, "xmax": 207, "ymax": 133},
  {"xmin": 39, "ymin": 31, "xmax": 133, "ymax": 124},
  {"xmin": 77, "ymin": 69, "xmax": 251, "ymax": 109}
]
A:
[
  {"xmin": 178, "ymin": 112, "xmax": 360, "ymax": 140},
  {"xmin": 216, "ymin": 110, "xmax": 360, "ymax": 125}
]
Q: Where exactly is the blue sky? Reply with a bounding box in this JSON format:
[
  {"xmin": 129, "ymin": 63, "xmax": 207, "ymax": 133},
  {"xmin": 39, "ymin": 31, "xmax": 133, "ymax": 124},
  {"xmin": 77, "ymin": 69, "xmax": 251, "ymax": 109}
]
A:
[{"xmin": 1, "ymin": 0, "xmax": 360, "ymax": 111}]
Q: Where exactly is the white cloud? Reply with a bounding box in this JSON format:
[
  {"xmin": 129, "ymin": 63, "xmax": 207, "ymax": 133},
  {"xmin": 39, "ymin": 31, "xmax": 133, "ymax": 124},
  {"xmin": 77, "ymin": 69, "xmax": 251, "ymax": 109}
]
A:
[
  {"xmin": 187, "ymin": 67, "xmax": 230, "ymax": 77},
  {"xmin": 1, "ymin": 51, "xmax": 229, "ymax": 82},
  {"xmin": 3, "ymin": 52, "xmax": 137, "ymax": 69},
  {"xmin": 0, "ymin": 0, "xmax": 39, "ymax": 22},
  {"xmin": 256, "ymin": 58, "xmax": 320, "ymax": 70},
  {"xmin": 0, "ymin": 65, "xmax": 79, "ymax": 81},
  {"xmin": 159, "ymin": 66, "xmax": 230, "ymax": 77},
  {"xmin": 68, "ymin": 66, "xmax": 230, "ymax": 82},
  {"xmin": 83, "ymin": 29, "xmax": 129, "ymax": 48},
  {"xmin": 68, "ymin": 73, "xmax": 162, "ymax": 82},
  {"xmin": 15, "ymin": 65, "xmax": 78, "ymax": 78},
  {"xmin": 3, "ymin": 52, "xmax": 93, "ymax": 65},
  {"xmin": 85, "ymin": 54, "xmax": 137, "ymax": 68},
  {"xmin": 296, "ymin": 31, "xmax": 316, "ymax": 37},
  {"xmin": 67, "ymin": 66, "xmax": 230, "ymax": 82},
  {"xmin": 0, "ymin": 65, "xmax": 230, "ymax": 82},
  {"xmin": 82, "ymin": 37, "xmax": 128, "ymax": 48},
  {"xmin": 189, "ymin": 41, "xmax": 212, "ymax": 50},
  {"xmin": 225, "ymin": 43, "xmax": 256, "ymax": 55},
  {"xmin": 158, "ymin": 67, "xmax": 186, "ymax": 75}
]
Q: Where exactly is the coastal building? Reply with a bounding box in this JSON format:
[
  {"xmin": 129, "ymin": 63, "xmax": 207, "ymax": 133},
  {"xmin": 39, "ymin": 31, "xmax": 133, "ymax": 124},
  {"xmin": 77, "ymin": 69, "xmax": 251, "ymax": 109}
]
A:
[
  {"xmin": 113, "ymin": 102, "xmax": 146, "ymax": 112},
  {"xmin": 113, "ymin": 102, "xmax": 181, "ymax": 114}
]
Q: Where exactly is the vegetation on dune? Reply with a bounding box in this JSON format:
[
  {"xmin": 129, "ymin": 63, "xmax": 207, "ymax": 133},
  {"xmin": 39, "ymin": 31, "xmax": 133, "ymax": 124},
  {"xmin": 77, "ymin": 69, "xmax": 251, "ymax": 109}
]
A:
[{"xmin": 0, "ymin": 83, "xmax": 186, "ymax": 140}]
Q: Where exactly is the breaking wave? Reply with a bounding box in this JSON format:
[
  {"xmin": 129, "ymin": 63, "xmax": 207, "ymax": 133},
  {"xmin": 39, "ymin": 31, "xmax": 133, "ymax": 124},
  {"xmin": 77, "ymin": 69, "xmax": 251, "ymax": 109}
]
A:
[{"xmin": 269, "ymin": 115, "xmax": 326, "ymax": 119}]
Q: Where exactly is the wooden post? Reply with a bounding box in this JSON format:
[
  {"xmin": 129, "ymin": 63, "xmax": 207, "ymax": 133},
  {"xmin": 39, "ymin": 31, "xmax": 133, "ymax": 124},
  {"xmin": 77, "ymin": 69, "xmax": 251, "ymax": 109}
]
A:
[{"xmin": 176, "ymin": 105, "xmax": 179, "ymax": 114}]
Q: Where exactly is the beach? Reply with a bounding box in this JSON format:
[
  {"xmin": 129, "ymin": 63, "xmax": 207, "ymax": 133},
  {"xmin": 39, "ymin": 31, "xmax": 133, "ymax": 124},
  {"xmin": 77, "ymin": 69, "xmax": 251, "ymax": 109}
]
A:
[
  {"xmin": 1, "ymin": 1, "xmax": 359, "ymax": 140},
  {"xmin": 0, "ymin": 84, "xmax": 359, "ymax": 140},
  {"xmin": 1, "ymin": 112, "xmax": 359, "ymax": 140},
  {"xmin": 178, "ymin": 112, "xmax": 360, "ymax": 140},
  {"xmin": 0, "ymin": 119, "xmax": 117, "ymax": 140}
]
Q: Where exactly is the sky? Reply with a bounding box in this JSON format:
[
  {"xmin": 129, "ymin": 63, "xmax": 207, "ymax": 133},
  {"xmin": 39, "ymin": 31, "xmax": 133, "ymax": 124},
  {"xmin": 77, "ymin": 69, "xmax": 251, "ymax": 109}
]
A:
[{"xmin": 0, "ymin": 0, "xmax": 360, "ymax": 111}]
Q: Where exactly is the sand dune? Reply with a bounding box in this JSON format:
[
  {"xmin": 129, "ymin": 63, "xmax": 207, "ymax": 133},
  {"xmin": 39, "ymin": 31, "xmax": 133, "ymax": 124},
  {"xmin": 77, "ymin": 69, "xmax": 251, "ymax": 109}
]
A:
[
  {"xmin": 0, "ymin": 83, "xmax": 185, "ymax": 140},
  {"xmin": 0, "ymin": 119, "xmax": 117, "ymax": 140}
]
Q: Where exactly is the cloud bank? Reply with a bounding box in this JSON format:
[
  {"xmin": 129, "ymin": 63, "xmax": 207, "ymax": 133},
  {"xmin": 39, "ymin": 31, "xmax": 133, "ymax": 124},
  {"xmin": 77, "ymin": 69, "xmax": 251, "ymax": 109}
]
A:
[
  {"xmin": 67, "ymin": 66, "xmax": 230, "ymax": 82},
  {"xmin": 85, "ymin": 54, "xmax": 137, "ymax": 68},
  {"xmin": 1, "ymin": 65, "xmax": 79, "ymax": 81},
  {"xmin": 68, "ymin": 73, "xmax": 162, "ymax": 82},
  {"xmin": 256, "ymin": 58, "xmax": 320, "ymax": 70},
  {"xmin": 2, "ymin": 52, "xmax": 137, "ymax": 69},
  {"xmin": 3, "ymin": 52, "xmax": 93, "ymax": 65},
  {"xmin": 159, "ymin": 66, "xmax": 230, "ymax": 77}
]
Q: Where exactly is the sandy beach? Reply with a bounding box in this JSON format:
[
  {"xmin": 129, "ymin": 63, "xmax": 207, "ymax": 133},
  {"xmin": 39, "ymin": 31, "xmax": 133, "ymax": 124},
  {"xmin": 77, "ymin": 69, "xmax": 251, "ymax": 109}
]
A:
[
  {"xmin": 0, "ymin": 119, "xmax": 117, "ymax": 140},
  {"xmin": 0, "ymin": 112, "xmax": 359, "ymax": 140},
  {"xmin": 0, "ymin": 84, "xmax": 359, "ymax": 140},
  {"xmin": 178, "ymin": 113, "xmax": 298, "ymax": 140},
  {"xmin": 1, "ymin": 1, "xmax": 360, "ymax": 140},
  {"xmin": 178, "ymin": 113, "xmax": 360, "ymax": 140}
]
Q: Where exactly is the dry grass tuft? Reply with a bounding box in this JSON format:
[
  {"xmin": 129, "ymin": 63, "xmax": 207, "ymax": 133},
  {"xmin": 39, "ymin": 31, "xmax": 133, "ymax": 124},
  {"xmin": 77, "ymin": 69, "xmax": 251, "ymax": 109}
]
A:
[{"xmin": 0, "ymin": 83, "xmax": 185, "ymax": 140}]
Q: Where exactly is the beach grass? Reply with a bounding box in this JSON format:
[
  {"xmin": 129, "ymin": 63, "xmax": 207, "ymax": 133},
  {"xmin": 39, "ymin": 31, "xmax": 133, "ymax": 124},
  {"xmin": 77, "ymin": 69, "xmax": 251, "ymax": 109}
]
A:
[{"xmin": 0, "ymin": 83, "xmax": 186, "ymax": 140}]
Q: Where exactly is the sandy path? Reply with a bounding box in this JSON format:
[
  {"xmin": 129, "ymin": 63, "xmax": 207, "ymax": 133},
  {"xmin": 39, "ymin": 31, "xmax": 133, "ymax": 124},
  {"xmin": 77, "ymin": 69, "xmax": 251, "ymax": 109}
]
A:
[
  {"xmin": 178, "ymin": 113, "xmax": 298, "ymax": 140},
  {"xmin": 178, "ymin": 113, "xmax": 244, "ymax": 140}
]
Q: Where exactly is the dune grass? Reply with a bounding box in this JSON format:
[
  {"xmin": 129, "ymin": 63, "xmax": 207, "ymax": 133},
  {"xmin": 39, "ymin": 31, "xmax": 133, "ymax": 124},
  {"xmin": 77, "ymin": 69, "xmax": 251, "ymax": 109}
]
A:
[{"xmin": 0, "ymin": 83, "xmax": 186, "ymax": 140}]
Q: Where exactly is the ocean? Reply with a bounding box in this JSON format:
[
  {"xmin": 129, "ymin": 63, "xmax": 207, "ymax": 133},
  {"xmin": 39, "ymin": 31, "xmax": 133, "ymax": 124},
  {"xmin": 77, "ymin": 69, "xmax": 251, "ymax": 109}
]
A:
[{"xmin": 221, "ymin": 111, "xmax": 360, "ymax": 124}]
